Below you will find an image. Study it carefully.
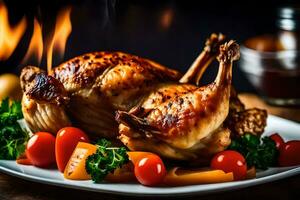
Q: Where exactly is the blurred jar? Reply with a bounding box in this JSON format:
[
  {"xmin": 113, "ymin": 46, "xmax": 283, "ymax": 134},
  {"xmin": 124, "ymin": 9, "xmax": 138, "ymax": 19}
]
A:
[
  {"xmin": 240, "ymin": 6, "xmax": 300, "ymax": 106},
  {"xmin": 278, "ymin": 7, "xmax": 300, "ymax": 50}
]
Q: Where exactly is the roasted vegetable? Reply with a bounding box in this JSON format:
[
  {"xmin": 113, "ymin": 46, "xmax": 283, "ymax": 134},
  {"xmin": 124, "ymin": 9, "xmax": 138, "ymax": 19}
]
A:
[
  {"xmin": 64, "ymin": 142, "xmax": 97, "ymax": 180},
  {"xmin": 134, "ymin": 153, "xmax": 167, "ymax": 186},
  {"xmin": 105, "ymin": 163, "xmax": 136, "ymax": 183},
  {"xmin": 163, "ymin": 168, "xmax": 234, "ymax": 186},
  {"xmin": 56, "ymin": 127, "xmax": 90, "ymax": 172},
  {"xmin": 228, "ymin": 133, "xmax": 278, "ymax": 169},
  {"xmin": 127, "ymin": 151, "xmax": 154, "ymax": 165},
  {"xmin": 85, "ymin": 139, "xmax": 129, "ymax": 183},
  {"xmin": 26, "ymin": 132, "xmax": 56, "ymax": 167},
  {"xmin": 0, "ymin": 98, "xmax": 29, "ymax": 159},
  {"xmin": 211, "ymin": 150, "xmax": 247, "ymax": 180}
]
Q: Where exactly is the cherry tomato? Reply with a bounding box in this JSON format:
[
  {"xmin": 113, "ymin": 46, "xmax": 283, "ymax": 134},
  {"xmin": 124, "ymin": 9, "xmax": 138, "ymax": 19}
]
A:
[
  {"xmin": 211, "ymin": 150, "xmax": 247, "ymax": 181},
  {"xmin": 55, "ymin": 127, "xmax": 90, "ymax": 172},
  {"xmin": 26, "ymin": 132, "xmax": 55, "ymax": 168},
  {"xmin": 134, "ymin": 154, "xmax": 166, "ymax": 186},
  {"xmin": 278, "ymin": 140, "xmax": 300, "ymax": 167},
  {"xmin": 270, "ymin": 133, "xmax": 284, "ymax": 149}
]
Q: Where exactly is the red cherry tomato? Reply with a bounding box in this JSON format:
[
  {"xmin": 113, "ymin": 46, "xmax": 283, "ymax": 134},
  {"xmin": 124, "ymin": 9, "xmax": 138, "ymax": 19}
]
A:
[
  {"xmin": 26, "ymin": 132, "xmax": 56, "ymax": 168},
  {"xmin": 134, "ymin": 154, "xmax": 166, "ymax": 186},
  {"xmin": 270, "ymin": 133, "xmax": 284, "ymax": 149},
  {"xmin": 55, "ymin": 127, "xmax": 90, "ymax": 172},
  {"xmin": 211, "ymin": 150, "xmax": 247, "ymax": 181},
  {"xmin": 278, "ymin": 140, "xmax": 300, "ymax": 167}
]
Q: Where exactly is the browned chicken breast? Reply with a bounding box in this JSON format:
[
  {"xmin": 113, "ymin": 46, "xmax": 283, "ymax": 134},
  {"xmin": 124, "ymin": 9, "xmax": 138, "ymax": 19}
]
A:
[{"xmin": 116, "ymin": 41, "xmax": 239, "ymax": 160}]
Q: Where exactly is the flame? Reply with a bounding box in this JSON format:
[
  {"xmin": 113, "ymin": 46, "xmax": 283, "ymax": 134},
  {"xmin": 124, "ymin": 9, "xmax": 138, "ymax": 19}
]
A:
[
  {"xmin": 22, "ymin": 18, "xmax": 43, "ymax": 65},
  {"xmin": 160, "ymin": 7, "xmax": 174, "ymax": 30},
  {"xmin": 47, "ymin": 7, "xmax": 72, "ymax": 73},
  {"xmin": 0, "ymin": 3, "xmax": 27, "ymax": 60}
]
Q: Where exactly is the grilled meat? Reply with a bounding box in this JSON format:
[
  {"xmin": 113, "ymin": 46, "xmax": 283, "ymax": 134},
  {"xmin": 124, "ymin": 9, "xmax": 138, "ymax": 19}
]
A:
[
  {"xmin": 226, "ymin": 108, "xmax": 267, "ymax": 137},
  {"xmin": 180, "ymin": 35, "xmax": 267, "ymax": 138},
  {"xmin": 116, "ymin": 41, "xmax": 239, "ymax": 160},
  {"xmin": 20, "ymin": 33, "xmax": 267, "ymax": 161}
]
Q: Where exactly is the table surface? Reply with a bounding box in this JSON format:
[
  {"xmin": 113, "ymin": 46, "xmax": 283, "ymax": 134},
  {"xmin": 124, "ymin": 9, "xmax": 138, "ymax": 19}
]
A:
[{"xmin": 0, "ymin": 93, "xmax": 300, "ymax": 200}]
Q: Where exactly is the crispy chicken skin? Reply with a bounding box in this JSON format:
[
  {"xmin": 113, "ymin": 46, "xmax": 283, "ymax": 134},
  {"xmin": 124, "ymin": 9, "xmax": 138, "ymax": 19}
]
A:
[
  {"xmin": 20, "ymin": 67, "xmax": 71, "ymax": 133},
  {"xmin": 225, "ymin": 89, "xmax": 267, "ymax": 137},
  {"xmin": 116, "ymin": 41, "xmax": 239, "ymax": 160},
  {"xmin": 49, "ymin": 52, "xmax": 180, "ymax": 110},
  {"xmin": 180, "ymin": 34, "xmax": 268, "ymax": 138},
  {"xmin": 21, "ymin": 52, "xmax": 181, "ymax": 137}
]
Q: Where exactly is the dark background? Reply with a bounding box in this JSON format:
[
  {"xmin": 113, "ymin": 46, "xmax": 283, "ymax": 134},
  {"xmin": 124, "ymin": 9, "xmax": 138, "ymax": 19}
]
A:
[
  {"xmin": 0, "ymin": 0, "xmax": 297, "ymax": 92},
  {"xmin": 1, "ymin": 1, "xmax": 300, "ymax": 199}
]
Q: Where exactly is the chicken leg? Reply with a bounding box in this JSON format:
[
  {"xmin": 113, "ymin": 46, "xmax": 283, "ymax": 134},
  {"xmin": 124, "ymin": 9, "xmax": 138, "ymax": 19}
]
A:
[
  {"xmin": 116, "ymin": 41, "xmax": 240, "ymax": 160},
  {"xmin": 180, "ymin": 33, "xmax": 225, "ymax": 85},
  {"xmin": 179, "ymin": 33, "xmax": 267, "ymax": 137}
]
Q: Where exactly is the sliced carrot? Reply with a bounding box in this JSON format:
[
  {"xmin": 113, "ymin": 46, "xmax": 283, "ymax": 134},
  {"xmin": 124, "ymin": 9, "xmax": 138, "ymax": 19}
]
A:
[
  {"xmin": 63, "ymin": 142, "xmax": 97, "ymax": 180},
  {"xmin": 16, "ymin": 158, "xmax": 32, "ymax": 165},
  {"xmin": 163, "ymin": 167, "xmax": 234, "ymax": 186},
  {"xmin": 127, "ymin": 151, "xmax": 154, "ymax": 165},
  {"xmin": 16, "ymin": 153, "xmax": 32, "ymax": 165},
  {"xmin": 103, "ymin": 151, "xmax": 152, "ymax": 182},
  {"xmin": 105, "ymin": 162, "xmax": 136, "ymax": 183}
]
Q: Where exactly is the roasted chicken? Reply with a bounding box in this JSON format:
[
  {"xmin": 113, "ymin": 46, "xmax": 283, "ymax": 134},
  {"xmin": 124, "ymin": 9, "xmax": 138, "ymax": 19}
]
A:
[
  {"xmin": 20, "ymin": 33, "xmax": 225, "ymax": 138},
  {"xmin": 20, "ymin": 33, "xmax": 267, "ymax": 161}
]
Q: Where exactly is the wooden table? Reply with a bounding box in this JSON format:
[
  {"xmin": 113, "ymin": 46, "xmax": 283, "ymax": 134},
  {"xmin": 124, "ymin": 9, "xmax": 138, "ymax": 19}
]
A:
[
  {"xmin": 0, "ymin": 93, "xmax": 300, "ymax": 200},
  {"xmin": 239, "ymin": 94, "xmax": 300, "ymax": 122}
]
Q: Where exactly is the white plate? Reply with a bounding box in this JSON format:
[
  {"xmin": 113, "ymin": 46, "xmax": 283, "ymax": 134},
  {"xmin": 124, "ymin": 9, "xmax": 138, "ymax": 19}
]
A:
[{"xmin": 1, "ymin": 115, "xmax": 300, "ymax": 196}]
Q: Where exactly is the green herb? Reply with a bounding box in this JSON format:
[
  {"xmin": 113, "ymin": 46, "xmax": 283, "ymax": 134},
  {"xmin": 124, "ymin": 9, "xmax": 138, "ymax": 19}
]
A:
[
  {"xmin": 0, "ymin": 98, "xmax": 29, "ymax": 160},
  {"xmin": 85, "ymin": 139, "xmax": 129, "ymax": 183},
  {"xmin": 228, "ymin": 133, "xmax": 278, "ymax": 169}
]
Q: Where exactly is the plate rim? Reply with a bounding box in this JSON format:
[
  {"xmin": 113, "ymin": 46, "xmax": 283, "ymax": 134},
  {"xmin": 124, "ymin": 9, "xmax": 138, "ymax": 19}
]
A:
[{"xmin": 0, "ymin": 163, "xmax": 299, "ymax": 197}]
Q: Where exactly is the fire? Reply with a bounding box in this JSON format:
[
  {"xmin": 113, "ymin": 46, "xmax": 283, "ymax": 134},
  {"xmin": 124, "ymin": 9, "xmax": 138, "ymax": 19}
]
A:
[
  {"xmin": 0, "ymin": 3, "xmax": 72, "ymax": 70},
  {"xmin": 160, "ymin": 7, "xmax": 174, "ymax": 30},
  {"xmin": 47, "ymin": 7, "xmax": 72, "ymax": 73},
  {"xmin": 0, "ymin": 3, "xmax": 27, "ymax": 60},
  {"xmin": 22, "ymin": 18, "xmax": 43, "ymax": 65}
]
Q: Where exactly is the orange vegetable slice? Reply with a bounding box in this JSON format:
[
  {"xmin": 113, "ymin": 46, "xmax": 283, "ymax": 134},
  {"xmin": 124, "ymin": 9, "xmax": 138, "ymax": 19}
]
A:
[
  {"xmin": 127, "ymin": 151, "xmax": 154, "ymax": 165},
  {"xmin": 103, "ymin": 151, "xmax": 154, "ymax": 183},
  {"xmin": 63, "ymin": 142, "xmax": 97, "ymax": 180},
  {"xmin": 16, "ymin": 158, "xmax": 32, "ymax": 165},
  {"xmin": 16, "ymin": 153, "xmax": 32, "ymax": 165},
  {"xmin": 163, "ymin": 167, "xmax": 234, "ymax": 186},
  {"xmin": 105, "ymin": 162, "xmax": 136, "ymax": 183}
]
